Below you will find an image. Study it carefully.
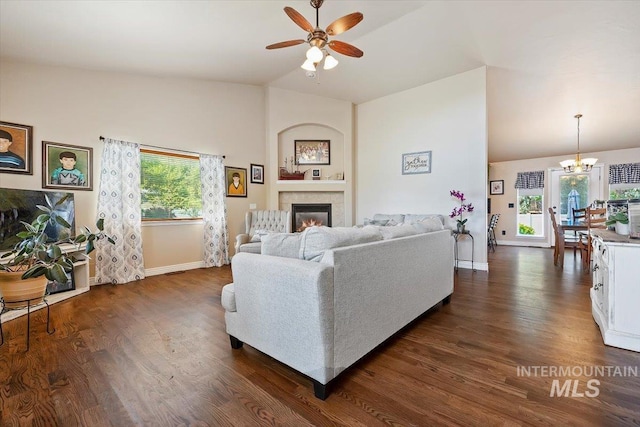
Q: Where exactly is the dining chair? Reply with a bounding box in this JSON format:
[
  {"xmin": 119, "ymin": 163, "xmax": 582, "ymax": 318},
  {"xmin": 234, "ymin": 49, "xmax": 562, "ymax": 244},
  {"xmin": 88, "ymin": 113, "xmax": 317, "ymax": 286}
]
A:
[
  {"xmin": 572, "ymin": 207, "xmax": 587, "ymax": 224},
  {"xmin": 487, "ymin": 213, "xmax": 500, "ymax": 252},
  {"xmin": 548, "ymin": 207, "xmax": 580, "ymax": 268},
  {"xmin": 578, "ymin": 207, "xmax": 607, "ymax": 268}
]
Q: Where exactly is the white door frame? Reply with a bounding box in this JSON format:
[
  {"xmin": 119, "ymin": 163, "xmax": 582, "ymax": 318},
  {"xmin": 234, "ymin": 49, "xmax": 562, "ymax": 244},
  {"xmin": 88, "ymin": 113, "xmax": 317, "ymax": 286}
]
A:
[{"xmin": 548, "ymin": 165, "xmax": 604, "ymax": 246}]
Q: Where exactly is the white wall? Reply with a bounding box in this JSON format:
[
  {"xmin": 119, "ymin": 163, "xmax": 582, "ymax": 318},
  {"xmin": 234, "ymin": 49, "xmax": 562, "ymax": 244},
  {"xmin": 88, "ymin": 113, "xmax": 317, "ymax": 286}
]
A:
[
  {"xmin": 266, "ymin": 87, "xmax": 354, "ymax": 224},
  {"xmin": 356, "ymin": 67, "xmax": 489, "ymax": 268},
  {"xmin": 489, "ymin": 147, "xmax": 640, "ymax": 247},
  {"xmin": 0, "ymin": 61, "xmax": 265, "ymax": 271}
]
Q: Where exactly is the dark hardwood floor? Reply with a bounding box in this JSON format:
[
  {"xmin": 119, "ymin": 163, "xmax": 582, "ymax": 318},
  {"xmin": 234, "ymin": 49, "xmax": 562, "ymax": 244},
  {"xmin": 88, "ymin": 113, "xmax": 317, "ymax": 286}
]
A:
[{"xmin": 1, "ymin": 246, "xmax": 639, "ymax": 426}]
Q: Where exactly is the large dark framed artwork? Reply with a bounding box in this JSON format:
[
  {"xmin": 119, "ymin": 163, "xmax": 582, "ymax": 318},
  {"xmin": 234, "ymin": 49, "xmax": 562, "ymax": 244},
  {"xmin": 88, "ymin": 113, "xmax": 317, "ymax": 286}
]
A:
[
  {"xmin": 0, "ymin": 121, "xmax": 33, "ymax": 175},
  {"xmin": 225, "ymin": 166, "xmax": 248, "ymax": 197},
  {"xmin": 0, "ymin": 188, "xmax": 76, "ymax": 252},
  {"xmin": 43, "ymin": 141, "xmax": 93, "ymax": 191},
  {"xmin": 294, "ymin": 140, "xmax": 330, "ymax": 165}
]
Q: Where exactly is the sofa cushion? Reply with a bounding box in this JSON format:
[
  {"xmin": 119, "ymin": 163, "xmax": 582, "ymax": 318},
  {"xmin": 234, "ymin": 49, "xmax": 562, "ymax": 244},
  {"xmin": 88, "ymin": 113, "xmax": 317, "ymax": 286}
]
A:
[
  {"xmin": 221, "ymin": 283, "xmax": 236, "ymax": 312},
  {"xmin": 250, "ymin": 229, "xmax": 271, "ymax": 242},
  {"xmin": 373, "ymin": 214, "xmax": 405, "ymax": 224},
  {"xmin": 412, "ymin": 217, "xmax": 445, "ymax": 233},
  {"xmin": 378, "ymin": 224, "xmax": 419, "ymax": 239},
  {"xmin": 237, "ymin": 242, "xmax": 262, "ymax": 254},
  {"xmin": 299, "ymin": 226, "xmax": 383, "ymax": 262},
  {"xmin": 363, "ymin": 217, "xmax": 389, "ymax": 226},
  {"xmin": 403, "ymin": 214, "xmax": 445, "ymax": 225},
  {"xmin": 261, "ymin": 233, "xmax": 302, "ymax": 258}
]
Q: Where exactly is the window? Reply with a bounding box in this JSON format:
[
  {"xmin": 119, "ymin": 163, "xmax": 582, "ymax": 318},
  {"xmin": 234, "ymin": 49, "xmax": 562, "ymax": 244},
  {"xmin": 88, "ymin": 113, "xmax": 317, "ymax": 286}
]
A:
[
  {"xmin": 610, "ymin": 184, "xmax": 640, "ymax": 200},
  {"xmin": 517, "ymin": 188, "xmax": 544, "ymax": 236},
  {"xmin": 609, "ymin": 162, "xmax": 640, "ymax": 199},
  {"xmin": 140, "ymin": 149, "xmax": 202, "ymax": 220},
  {"xmin": 559, "ymin": 174, "xmax": 589, "ymax": 220}
]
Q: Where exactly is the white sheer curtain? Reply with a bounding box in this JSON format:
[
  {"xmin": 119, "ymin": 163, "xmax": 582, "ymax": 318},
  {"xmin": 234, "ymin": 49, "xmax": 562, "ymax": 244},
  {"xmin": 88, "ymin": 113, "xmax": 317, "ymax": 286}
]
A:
[
  {"xmin": 95, "ymin": 138, "xmax": 146, "ymax": 284},
  {"xmin": 200, "ymin": 154, "xmax": 230, "ymax": 267}
]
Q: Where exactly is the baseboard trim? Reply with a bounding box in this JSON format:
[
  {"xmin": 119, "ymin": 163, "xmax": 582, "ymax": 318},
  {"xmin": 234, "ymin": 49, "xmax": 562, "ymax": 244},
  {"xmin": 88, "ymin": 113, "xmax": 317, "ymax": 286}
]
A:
[
  {"xmin": 457, "ymin": 260, "xmax": 488, "ymax": 271},
  {"xmin": 89, "ymin": 261, "xmax": 206, "ymax": 286},
  {"xmin": 497, "ymin": 240, "xmax": 550, "ymax": 248},
  {"xmin": 145, "ymin": 261, "xmax": 206, "ymax": 277}
]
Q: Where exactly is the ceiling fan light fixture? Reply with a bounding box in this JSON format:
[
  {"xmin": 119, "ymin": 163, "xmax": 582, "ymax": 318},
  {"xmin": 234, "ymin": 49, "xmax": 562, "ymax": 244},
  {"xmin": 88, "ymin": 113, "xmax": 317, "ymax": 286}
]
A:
[
  {"xmin": 301, "ymin": 59, "xmax": 317, "ymax": 71},
  {"xmin": 323, "ymin": 53, "xmax": 338, "ymax": 70},
  {"xmin": 306, "ymin": 46, "xmax": 323, "ymax": 62}
]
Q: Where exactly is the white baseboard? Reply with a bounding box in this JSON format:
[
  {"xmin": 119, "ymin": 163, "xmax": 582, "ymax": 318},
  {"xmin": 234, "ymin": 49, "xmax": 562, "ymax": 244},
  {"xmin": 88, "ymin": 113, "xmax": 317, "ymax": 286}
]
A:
[
  {"xmin": 496, "ymin": 240, "xmax": 550, "ymax": 248},
  {"xmin": 89, "ymin": 261, "xmax": 206, "ymax": 286},
  {"xmin": 144, "ymin": 261, "xmax": 206, "ymax": 277},
  {"xmin": 456, "ymin": 260, "xmax": 489, "ymax": 271}
]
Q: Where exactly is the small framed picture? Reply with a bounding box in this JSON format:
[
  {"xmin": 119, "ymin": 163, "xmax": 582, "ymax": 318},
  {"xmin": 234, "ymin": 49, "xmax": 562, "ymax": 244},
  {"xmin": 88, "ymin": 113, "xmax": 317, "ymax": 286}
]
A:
[
  {"xmin": 402, "ymin": 151, "xmax": 431, "ymax": 175},
  {"xmin": 43, "ymin": 141, "xmax": 93, "ymax": 190},
  {"xmin": 0, "ymin": 121, "xmax": 33, "ymax": 175},
  {"xmin": 225, "ymin": 166, "xmax": 247, "ymax": 197},
  {"xmin": 490, "ymin": 180, "xmax": 504, "ymax": 195},
  {"xmin": 294, "ymin": 140, "xmax": 330, "ymax": 165},
  {"xmin": 250, "ymin": 163, "xmax": 264, "ymax": 184},
  {"xmin": 311, "ymin": 168, "xmax": 321, "ymax": 180}
]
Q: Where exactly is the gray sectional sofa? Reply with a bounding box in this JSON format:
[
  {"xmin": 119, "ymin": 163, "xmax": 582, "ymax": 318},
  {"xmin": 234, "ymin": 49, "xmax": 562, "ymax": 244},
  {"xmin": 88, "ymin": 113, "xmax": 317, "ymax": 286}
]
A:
[{"xmin": 221, "ymin": 219, "xmax": 454, "ymax": 399}]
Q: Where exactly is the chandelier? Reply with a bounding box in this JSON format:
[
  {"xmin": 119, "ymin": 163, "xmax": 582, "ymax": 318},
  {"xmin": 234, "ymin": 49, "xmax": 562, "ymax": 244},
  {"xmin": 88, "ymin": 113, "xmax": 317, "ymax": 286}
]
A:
[{"xmin": 559, "ymin": 114, "xmax": 597, "ymax": 173}]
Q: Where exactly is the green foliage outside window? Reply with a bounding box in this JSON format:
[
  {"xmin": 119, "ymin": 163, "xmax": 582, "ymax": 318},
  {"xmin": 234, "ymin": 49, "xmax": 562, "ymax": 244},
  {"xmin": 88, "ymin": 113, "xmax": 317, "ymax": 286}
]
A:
[
  {"xmin": 141, "ymin": 151, "xmax": 202, "ymax": 220},
  {"xmin": 559, "ymin": 175, "xmax": 589, "ymax": 215},
  {"xmin": 519, "ymin": 195, "xmax": 543, "ymax": 214},
  {"xmin": 518, "ymin": 223, "xmax": 535, "ymax": 235},
  {"xmin": 610, "ymin": 187, "xmax": 640, "ymax": 200}
]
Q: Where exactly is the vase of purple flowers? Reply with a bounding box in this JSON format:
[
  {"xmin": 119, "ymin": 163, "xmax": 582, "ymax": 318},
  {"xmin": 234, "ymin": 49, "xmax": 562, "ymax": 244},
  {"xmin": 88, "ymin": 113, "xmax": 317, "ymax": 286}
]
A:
[{"xmin": 450, "ymin": 190, "xmax": 474, "ymax": 233}]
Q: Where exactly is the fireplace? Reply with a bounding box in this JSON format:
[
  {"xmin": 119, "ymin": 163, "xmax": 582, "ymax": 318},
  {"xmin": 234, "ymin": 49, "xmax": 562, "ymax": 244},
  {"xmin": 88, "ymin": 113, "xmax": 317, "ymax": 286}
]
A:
[{"xmin": 292, "ymin": 204, "xmax": 332, "ymax": 232}]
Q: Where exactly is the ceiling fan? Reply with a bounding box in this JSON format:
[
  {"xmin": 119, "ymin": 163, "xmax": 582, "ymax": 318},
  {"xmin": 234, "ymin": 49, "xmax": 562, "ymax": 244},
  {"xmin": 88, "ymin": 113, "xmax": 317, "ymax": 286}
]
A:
[{"xmin": 266, "ymin": 0, "xmax": 364, "ymax": 71}]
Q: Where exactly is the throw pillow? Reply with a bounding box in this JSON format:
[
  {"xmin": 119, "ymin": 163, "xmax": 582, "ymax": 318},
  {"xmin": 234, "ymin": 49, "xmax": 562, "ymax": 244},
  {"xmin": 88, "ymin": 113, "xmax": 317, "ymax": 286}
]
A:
[
  {"xmin": 250, "ymin": 229, "xmax": 271, "ymax": 242},
  {"xmin": 261, "ymin": 233, "xmax": 302, "ymax": 258},
  {"xmin": 299, "ymin": 226, "xmax": 383, "ymax": 262},
  {"xmin": 412, "ymin": 217, "xmax": 445, "ymax": 233},
  {"xmin": 378, "ymin": 224, "xmax": 419, "ymax": 239},
  {"xmin": 363, "ymin": 217, "xmax": 390, "ymax": 226}
]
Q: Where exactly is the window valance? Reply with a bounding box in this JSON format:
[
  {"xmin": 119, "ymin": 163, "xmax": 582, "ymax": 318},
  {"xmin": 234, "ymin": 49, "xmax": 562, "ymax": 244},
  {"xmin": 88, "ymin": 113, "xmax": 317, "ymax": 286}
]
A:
[
  {"xmin": 609, "ymin": 163, "xmax": 640, "ymax": 184},
  {"xmin": 515, "ymin": 171, "xmax": 544, "ymax": 189}
]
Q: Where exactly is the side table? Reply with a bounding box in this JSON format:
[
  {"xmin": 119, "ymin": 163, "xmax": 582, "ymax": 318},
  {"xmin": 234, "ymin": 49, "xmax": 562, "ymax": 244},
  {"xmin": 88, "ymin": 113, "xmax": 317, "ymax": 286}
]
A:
[
  {"xmin": 452, "ymin": 230, "xmax": 475, "ymax": 272},
  {"xmin": 0, "ymin": 296, "xmax": 55, "ymax": 351}
]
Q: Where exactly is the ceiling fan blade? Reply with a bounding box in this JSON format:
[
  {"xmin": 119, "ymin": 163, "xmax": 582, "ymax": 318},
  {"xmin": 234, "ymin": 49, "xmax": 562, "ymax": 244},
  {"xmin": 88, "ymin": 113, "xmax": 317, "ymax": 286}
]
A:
[
  {"xmin": 326, "ymin": 12, "xmax": 363, "ymax": 36},
  {"xmin": 266, "ymin": 39, "xmax": 306, "ymax": 50},
  {"xmin": 284, "ymin": 6, "xmax": 314, "ymax": 33},
  {"xmin": 328, "ymin": 40, "xmax": 364, "ymax": 58}
]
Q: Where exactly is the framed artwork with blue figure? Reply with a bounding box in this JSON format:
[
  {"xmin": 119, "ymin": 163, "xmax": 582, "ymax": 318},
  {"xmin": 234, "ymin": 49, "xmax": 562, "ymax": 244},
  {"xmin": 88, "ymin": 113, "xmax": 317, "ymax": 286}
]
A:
[
  {"xmin": 0, "ymin": 121, "xmax": 33, "ymax": 175},
  {"xmin": 42, "ymin": 141, "xmax": 93, "ymax": 191}
]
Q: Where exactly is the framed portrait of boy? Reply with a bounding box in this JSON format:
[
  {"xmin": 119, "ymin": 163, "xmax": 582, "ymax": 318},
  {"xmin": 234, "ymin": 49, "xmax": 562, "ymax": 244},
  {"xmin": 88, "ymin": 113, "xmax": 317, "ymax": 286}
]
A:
[
  {"xmin": 0, "ymin": 121, "xmax": 33, "ymax": 175},
  {"xmin": 42, "ymin": 141, "xmax": 93, "ymax": 191},
  {"xmin": 225, "ymin": 166, "xmax": 247, "ymax": 197}
]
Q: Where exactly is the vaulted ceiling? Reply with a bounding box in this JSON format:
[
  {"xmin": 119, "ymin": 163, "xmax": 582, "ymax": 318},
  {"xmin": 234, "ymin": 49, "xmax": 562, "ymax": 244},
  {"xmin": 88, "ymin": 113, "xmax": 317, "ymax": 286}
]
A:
[{"xmin": 1, "ymin": 1, "xmax": 639, "ymax": 162}]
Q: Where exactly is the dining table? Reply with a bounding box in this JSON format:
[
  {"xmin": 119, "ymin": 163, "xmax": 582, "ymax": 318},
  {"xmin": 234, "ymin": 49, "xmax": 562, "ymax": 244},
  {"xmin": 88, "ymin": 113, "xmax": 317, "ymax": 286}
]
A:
[{"xmin": 560, "ymin": 220, "xmax": 588, "ymax": 232}]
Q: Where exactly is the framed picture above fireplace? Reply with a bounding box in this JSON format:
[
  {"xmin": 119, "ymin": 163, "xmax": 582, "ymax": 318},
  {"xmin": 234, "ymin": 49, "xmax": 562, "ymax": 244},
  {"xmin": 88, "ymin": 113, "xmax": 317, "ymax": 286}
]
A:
[{"xmin": 294, "ymin": 140, "xmax": 330, "ymax": 165}]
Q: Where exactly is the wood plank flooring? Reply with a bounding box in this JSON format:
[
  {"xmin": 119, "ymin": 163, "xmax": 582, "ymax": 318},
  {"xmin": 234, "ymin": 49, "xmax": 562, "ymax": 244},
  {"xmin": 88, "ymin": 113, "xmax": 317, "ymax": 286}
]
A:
[{"xmin": 1, "ymin": 246, "xmax": 639, "ymax": 426}]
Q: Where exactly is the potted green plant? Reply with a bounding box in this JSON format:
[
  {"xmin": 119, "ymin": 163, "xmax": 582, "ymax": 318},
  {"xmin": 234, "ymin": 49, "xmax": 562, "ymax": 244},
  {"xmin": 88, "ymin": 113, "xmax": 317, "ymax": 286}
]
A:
[
  {"xmin": 605, "ymin": 211, "xmax": 629, "ymax": 236},
  {"xmin": 0, "ymin": 194, "xmax": 115, "ymax": 308}
]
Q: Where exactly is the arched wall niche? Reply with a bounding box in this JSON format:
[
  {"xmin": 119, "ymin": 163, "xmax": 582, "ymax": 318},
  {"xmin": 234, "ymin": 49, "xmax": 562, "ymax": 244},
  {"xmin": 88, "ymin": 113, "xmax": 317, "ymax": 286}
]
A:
[{"xmin": 277, "ymin": 123, "xmax": 345, "ymax": 180}]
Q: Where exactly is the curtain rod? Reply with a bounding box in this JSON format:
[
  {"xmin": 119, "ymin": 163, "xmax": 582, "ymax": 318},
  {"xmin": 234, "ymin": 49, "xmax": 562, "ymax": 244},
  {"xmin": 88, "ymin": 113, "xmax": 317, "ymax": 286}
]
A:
[{"xmin": 99, "ymin": 136, "xmax": 225, "ymax": 158}]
